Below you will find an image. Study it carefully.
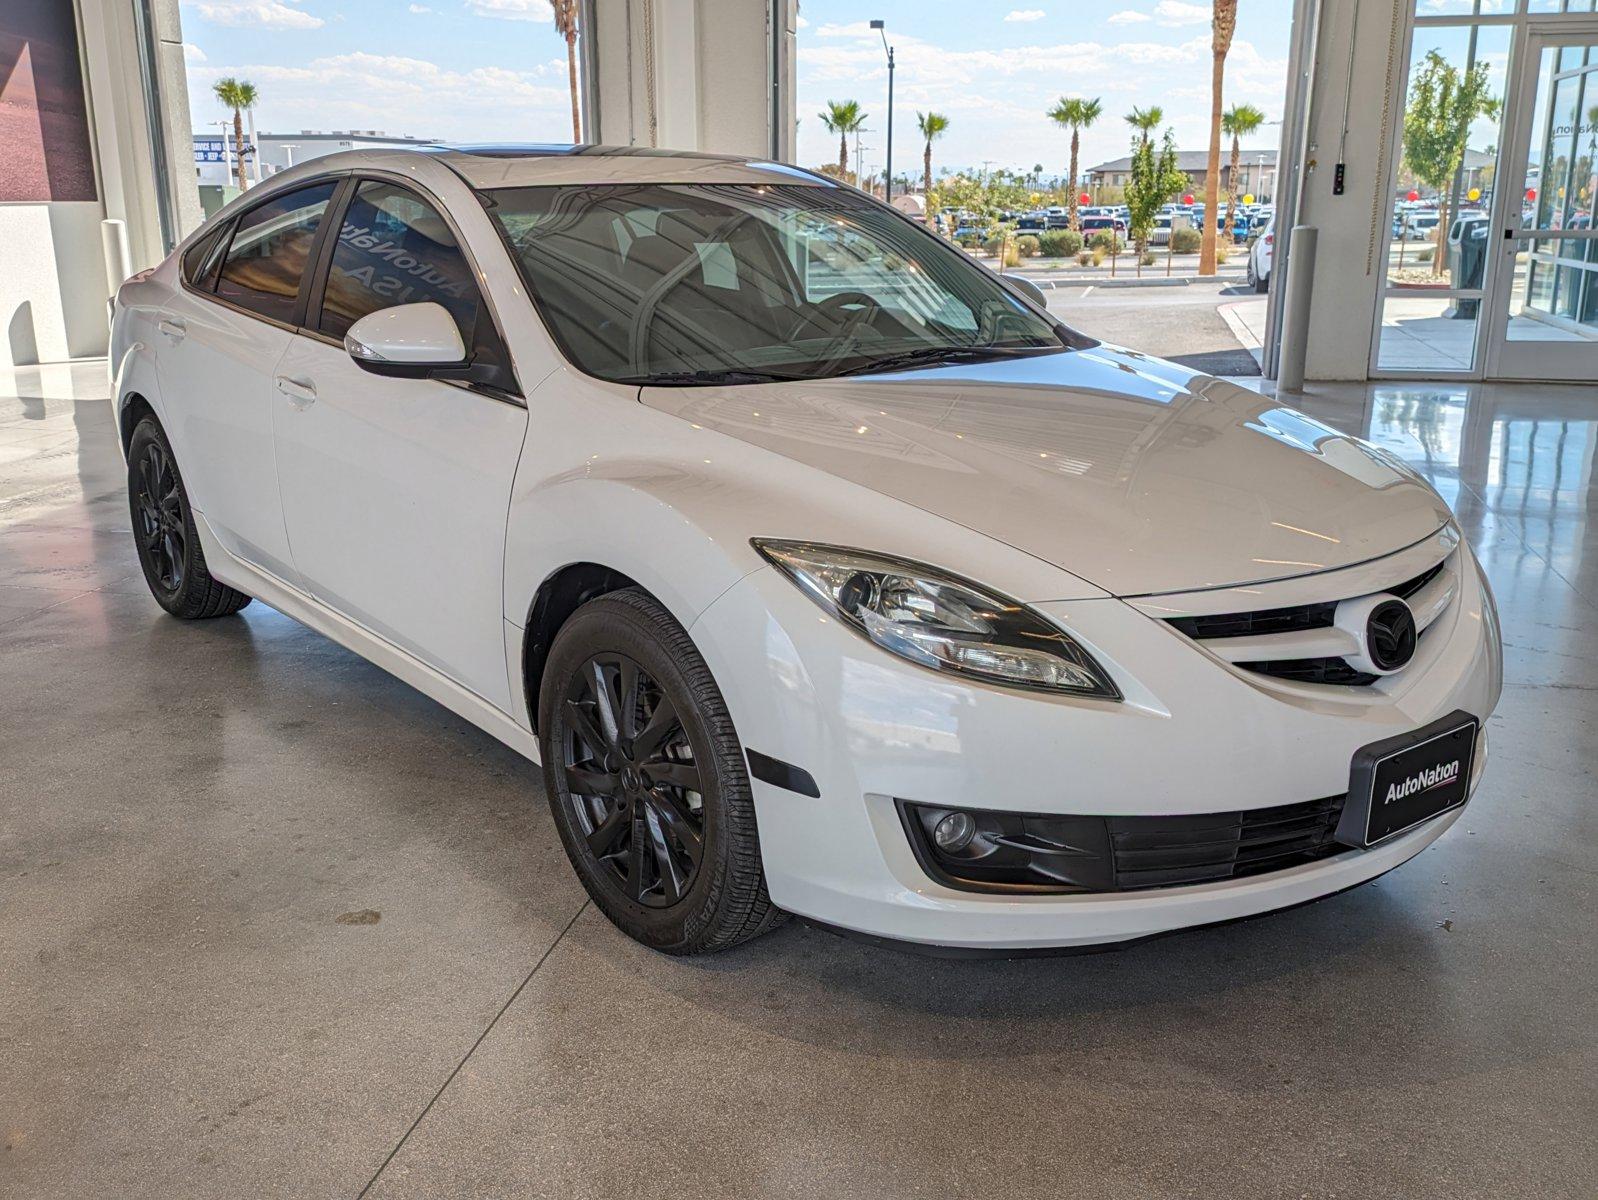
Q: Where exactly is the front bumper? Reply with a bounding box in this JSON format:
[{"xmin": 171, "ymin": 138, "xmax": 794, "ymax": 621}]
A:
[{"xmin": 688, "ymin": 547, "xmax": 1501, "ymax": 951}]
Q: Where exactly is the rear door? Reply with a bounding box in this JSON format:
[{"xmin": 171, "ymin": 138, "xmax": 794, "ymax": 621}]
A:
[
  {"xmin": 156, "ymin": 179, "xmax": 341, "ymax": 581},
  {"xmin": 271, "ymin": 176, "xmax": 528, "ymax": 710}
]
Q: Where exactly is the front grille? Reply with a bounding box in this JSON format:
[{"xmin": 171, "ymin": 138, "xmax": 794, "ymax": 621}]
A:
[
  {"xmin": 1163, "ymin": 556, "xmax": 1450, "ymax": 687},
  {"xmin": 899, "ymin": 794, "xmax": 1351, "ymax": 895},
  {"xmin": 1235, "ymin": 657, "xmax": 1378, "ymax": 686},
  {"xmin": 1107, "ymin": 794, "xmax": 1346, "ymax": 889}
]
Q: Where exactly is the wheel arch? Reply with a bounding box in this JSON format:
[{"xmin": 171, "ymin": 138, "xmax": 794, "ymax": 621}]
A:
[{"xmin": 520, "ymin": 561, "xmax": 642, "ymax": 734}]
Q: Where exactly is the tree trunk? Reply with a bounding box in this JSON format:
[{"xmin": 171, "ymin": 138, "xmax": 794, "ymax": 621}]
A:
[
  {"xmin": 839, "ymin": 132, "xmax": 848, "ymax": 180},
  {"xmin": 1432, "ymin": 192, "xmax": 1451, "ymax": 278},
  {"xmin": 566, "ymin": 33, "xmax": 581, "ymax": 142},
  {"xmin": 1068, "ymin": 129, "xmax": 1081, "ymax": 232},
  {"xmin": 1225, "ymin": 134, "xmax": 1241, "ymax": 241},
  {"xmin": 1199, "ymin": 47, "xmax": 1225, "ymax": 275},
  {"xmin": 924, "ymin": 142, "xmax": 932, "ymax": 198},
  {"xmin": 233, "ymin": 109, "xmax": 247, "ymax": 192}
]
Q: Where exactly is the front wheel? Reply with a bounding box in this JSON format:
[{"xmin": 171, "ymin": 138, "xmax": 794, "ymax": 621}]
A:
[
  {"xmin": 538, "ymin": 588, "xmax": 785, "ymax": 954},
  {"xmin": 127, "ymin": 417, "xmax": 252, "ymax": 619}
]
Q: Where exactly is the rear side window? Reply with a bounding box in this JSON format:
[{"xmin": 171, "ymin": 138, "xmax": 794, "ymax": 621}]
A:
[
  {"xmin": 181, "ymin": 224, "xmax": 228, "ymax": 290},
  {"xmin": 215, "ymin": 181, "xmax": 338, "ymax": 324},
  {"xmin": 317, "ymin": 180, "xmax": 482, "ymax": 344}
]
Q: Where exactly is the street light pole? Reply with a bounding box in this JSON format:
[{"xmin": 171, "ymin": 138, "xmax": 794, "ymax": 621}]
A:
[{"xmin": 870, "ymin": 19, "xmax": 894, "ymax": 201}]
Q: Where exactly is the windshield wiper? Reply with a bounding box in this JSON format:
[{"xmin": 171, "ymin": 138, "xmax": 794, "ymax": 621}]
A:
[
  {"xmin": 830, "ymin": 344, "xmax": 1062, "ymax": 379},
  {"xmin": 627, "ymin": 368, "xmax": 811, "ymax": 387}
]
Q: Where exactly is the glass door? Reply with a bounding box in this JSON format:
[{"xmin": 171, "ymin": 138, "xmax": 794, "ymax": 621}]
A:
[{"xmin": 1484, "ymin": 22, "xmax": 1598, "ymax": 379}]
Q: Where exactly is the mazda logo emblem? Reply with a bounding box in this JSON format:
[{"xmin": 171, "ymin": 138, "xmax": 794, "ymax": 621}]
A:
[{"xmin": 1366, "ymin": 598, "xmax": 1417, "ymax": 671}]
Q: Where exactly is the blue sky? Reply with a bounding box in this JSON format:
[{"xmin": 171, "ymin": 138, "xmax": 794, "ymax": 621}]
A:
[{"xmin": 179, "ymin": 0, "xmax": 1291, "ymax": 175}]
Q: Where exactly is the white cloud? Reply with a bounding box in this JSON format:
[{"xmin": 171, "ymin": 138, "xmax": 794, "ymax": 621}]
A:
[
  {"xmin": 462, "ymin": 0, "xmax": 552, "ymax": 21},
  {"xmin": 183, "ymin": 42, "xmax": 207, "ymax": 62},
  {"xmin": 1005, "ymin": 9, "xmax": 1046, "ymax": 21},
  {"xmin": 408, "ymin": 2, "xmax": 431, "ymax": 10},
  {"xmin": 1106, "ymin": 9, "xmax": 1152, "ymax": 24},
  {"xmin": 189, "ymin": 0, "xmax": 325, "ymax": 29},
  {"xmin": 795, "ymin": 14, "xmax": 809, "ymax": 28},
  {"xmin": 187, "ymin": 51, "xmax": 573, "ymax": 142},
  {"xmin": 1153, "ymin": 1, "xmax": 1210, "ymax": 25}
]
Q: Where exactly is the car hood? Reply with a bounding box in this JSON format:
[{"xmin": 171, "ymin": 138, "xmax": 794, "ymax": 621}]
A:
[{"xmin": 640, "ymin": 347, "xmax": 1451, "ymax": 598}]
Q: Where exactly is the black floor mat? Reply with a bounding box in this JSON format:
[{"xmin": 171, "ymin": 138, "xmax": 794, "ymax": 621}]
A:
[{"xmin": 1165, "ymin": 348, "xmax": 1262, "ymax": 376}]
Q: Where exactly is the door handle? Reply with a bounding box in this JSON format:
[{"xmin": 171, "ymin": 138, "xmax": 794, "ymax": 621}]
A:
[
  {"xmin": 275, "ymin": 375, "xmax": 317, "ymax": 408},
  {"xmin": 158, "ymin": 317, "xmax": 186, "ymax": 343}
]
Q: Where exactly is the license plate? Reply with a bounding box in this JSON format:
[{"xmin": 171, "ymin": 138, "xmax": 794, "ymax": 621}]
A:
[{"xmin": 1336, "ymin": 712, "xmax": 1479, "ymax": 848}]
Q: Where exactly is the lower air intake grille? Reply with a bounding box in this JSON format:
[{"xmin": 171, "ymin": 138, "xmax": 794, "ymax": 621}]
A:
[
  {"xmin": 1107, "ymin": 794, "xmax": 1347, "ymax": 889},
  {"xmin": 899, "ymin": 794, "xmax": 1351, "ymax": 895}
]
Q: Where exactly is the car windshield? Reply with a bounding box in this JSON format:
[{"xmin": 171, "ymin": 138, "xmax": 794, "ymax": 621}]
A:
[{"xmin": 481, "ymin": 182, "xmax": 1088, "ymax": 385}]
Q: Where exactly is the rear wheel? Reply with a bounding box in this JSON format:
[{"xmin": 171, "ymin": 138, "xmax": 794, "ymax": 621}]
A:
[
  {"xmin": 127, "ymin": 417, "xmax": 252, "ymax": 619},
  {"xmin": 538, "ymin": 588, "xmax": 784, "ymax": 954}
]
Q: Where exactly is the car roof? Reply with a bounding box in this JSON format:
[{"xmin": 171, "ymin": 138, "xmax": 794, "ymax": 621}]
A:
[{"xmin": 304, "ymin": 143, "xmax": 837, "ymax": 189}]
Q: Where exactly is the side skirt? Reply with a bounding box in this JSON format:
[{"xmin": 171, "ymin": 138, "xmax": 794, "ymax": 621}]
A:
[{"xmin": 191, "ymin": 508, "xmax": 542, "ymax": 765}]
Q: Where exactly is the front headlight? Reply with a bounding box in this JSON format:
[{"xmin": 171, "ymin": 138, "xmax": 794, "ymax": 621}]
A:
[{"xmin": 752, "ymin": 540, "xmax": 1120, "ymax": 699}]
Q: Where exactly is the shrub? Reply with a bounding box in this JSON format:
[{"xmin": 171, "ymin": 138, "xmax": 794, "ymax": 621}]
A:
[
  {"xmin": 1088, "ymin": 231, "xmax": 1122, "ymax": 253},
  {"xmin": 1139, "ymin": 251, "xmax": 1157, "ymax": 267},
  {"xmin": 999, "ymin": 240, "xmax": 1021, "ymax": 268},
  {"xmin": 1016, "ymin": 234, "xmax": 1042, "ymax": 258},
  {"xmin": 1090, "ymin": 246, "xmax": 1107, "ymax": 266},
  {"xmin": 1076, "ymin": 249, "xmax": 1094, "ymax": 267},
  {"xmin": 1416, "ymin": 245, "xmax": 1435, "ymax": 263},
  {"xmin": 1039, "ymin": 229, "xmax": 1083, "ymax": 258},
  {"xmin": 1170, "ymin": 227, "xmax": 1203, "ymax": 254},
  {"xmin": 1215, "ymin": 244, "xmax": 1231, "ymax": 264}
]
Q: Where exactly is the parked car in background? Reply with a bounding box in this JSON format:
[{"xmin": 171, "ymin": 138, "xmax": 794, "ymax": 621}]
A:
[
  {"xmin": 1151, "ymin": 212, "xmax": 1193, "ymax": 247},
  {"xmin": 1247, "ymin": 217, "xmax": 1274, "ymax": 292},
  {"xmin": 1081, "ymin": 214, "xmax": 1128, "ymax": 242},
  {"xmin": 1394, "ymin": 210, "xmax": 1441, "ymax": 241},
  {"xmin": 1017, "ymin": 211, "xmax": 1047, "ymax": 232}
]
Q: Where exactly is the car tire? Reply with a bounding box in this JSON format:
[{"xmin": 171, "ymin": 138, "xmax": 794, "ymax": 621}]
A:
[
  {"xmin": 538, "ymin": 587, "xmax": 786, "ymax": 954},
  {"xmin": 127, "ymin": 416, "xmax": 252, "ymax": 619}
]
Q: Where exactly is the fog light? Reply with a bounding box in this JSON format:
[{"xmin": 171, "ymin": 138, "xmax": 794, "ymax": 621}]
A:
[{"xmin": 932, "ymin": 811, "xmax": 977, "ymax": 853}]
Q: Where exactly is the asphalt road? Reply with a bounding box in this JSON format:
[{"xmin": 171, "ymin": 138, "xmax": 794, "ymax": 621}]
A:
[{"xmin": 1045, "ymin": 278, "xmax": 1266, "ymax": 375}]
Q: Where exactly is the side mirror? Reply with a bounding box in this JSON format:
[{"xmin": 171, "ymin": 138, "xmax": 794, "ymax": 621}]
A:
[
  {"xmin": 1001, "ymin": 273, "xmax": 1050, "ymax": 310},
  {"xmin": 344, "ymin": 302, "xmax": 466, "ymax": 378}
]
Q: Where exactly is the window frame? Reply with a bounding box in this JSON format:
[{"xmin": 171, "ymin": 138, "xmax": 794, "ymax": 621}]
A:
[
  {"xmin": 301, "ymin": 172, "xmax": 522, "ymax": 401},
  {"xmin": 176, "ymin": 170, "xmax": 522, "ymax": 402},
  {"xmin": 180, "ymin": 174, "xmax": 349, "ymax": 334}
]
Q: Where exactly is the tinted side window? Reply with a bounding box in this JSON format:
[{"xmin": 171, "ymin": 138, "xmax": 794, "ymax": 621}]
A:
[
  {"xmin": 181, "ymin": 224, "xmax": 227, "ymax": 290},
  {"xmin": 215, "ymin": 181, "xmax": 338, "ymax": 324},
  {"xmin": 317, "ymin": 181, "xmax": 481, "ymax": 343}
]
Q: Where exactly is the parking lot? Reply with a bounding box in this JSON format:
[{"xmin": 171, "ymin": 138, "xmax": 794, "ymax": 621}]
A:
[{"xmin": 1042, "ymin": 278, "xmax": 1267, "ymax": 377}]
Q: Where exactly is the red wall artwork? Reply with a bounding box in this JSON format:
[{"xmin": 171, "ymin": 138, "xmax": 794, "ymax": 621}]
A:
[{"xmin": 1, "ymin": 0, "xmax": 99, "ymax": 202}]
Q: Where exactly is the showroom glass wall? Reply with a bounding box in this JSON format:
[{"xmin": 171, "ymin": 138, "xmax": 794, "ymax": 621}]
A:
[{"xmin": 1374, "ymin": 0, "xmax": 1598, "ymax": 380}]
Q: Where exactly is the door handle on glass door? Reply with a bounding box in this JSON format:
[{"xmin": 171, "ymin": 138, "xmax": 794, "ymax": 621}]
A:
[
  {"xmin": 275, "ymin": 376, "xmax": 317, "ymax": 408},
  {"xmin": 158, "ymin": 318, "xmax": 186, "ymax": 343}
]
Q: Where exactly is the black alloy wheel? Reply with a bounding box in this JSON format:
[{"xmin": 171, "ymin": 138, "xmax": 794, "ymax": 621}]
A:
[
  {"xmin": 133, "ymin": 439, "xmax": 186, "ymax": 593},
  {"xmin": 538, "ymin": 588, "xmax": 784, "ymax": 953},
  {"xmin": 126, "ymin": 416, "xmax": 252, "ymax": 619},
  {"xmin": 562, "ymin": 652, "xmax": 706, "ymax": 908}
]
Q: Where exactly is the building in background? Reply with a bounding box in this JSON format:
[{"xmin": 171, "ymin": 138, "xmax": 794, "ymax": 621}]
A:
[
  {"xmin": 1086, "ymin": 149, "xmax": 1280, "ymax": 200},
  {"xmin": 192, "ymin": 130, "xmax": 439, "ymax": 214}
]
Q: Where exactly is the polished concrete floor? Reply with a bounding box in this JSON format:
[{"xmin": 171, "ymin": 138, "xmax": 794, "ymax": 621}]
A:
[{"xmin": 2, "ymin": 361, "xmax": 1594, "ymax": 1198}]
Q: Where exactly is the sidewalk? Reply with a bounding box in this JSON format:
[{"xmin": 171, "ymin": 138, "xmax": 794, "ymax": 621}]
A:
[{"xmin": 1219, "ymin": 296, "xmax": 1268, "ymax": 367}]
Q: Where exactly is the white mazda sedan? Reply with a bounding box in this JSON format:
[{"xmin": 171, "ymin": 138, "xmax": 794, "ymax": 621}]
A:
[{"xmin": 110, "ymin": 146, "xmax": 1502, "ymax": 955}]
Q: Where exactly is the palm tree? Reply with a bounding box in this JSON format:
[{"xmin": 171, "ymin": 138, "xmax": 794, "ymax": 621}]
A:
[
  {"xmin": 1125, "ymin": 105, "xmax": 1164, "ymax": 149},
  {"xmin": 212, "ymin": 77, "xmax": 258, "ymax": 192},
  {"xmin": 549, "ymin": 0, "xmax": 581, "ymax": 142},
  {"xmin": 820, "ymin": 100, "xmax": 866, "ymax": 181},
  {"xmin": 1200, "ymin": 0, "xmax": 1240, "ymax": 275},
  {"xmin": 917, "ymin": 112, "xmax": 949, "ymax": 198},
  {"xmin": 1048, "ymin": 96, "xmax": 1102, "ymax": 231},
  {"xmin": 1221, "ymin": 103, "xmax": 1266, "ymax": 240}
]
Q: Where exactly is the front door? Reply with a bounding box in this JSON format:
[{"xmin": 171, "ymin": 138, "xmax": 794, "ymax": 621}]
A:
[
  {"xmin": 271, "ymin": 178, "xmax": 528, "ymax": 711},
  {"xmin": 157, "ymin": 180, "xmax": 340, "ymax": 580},
  {"xmin": 1484, "ymin": 23, "xmax": 1598, "ymax": 380}
]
